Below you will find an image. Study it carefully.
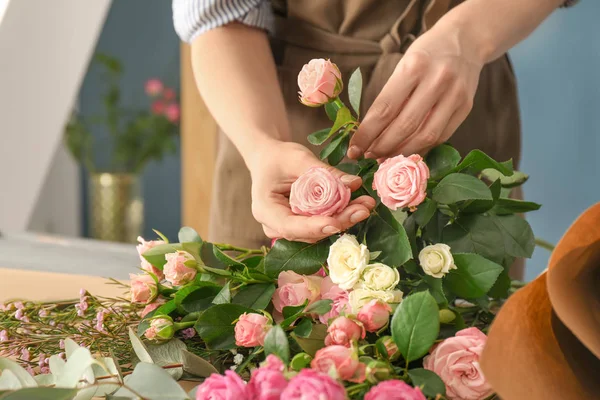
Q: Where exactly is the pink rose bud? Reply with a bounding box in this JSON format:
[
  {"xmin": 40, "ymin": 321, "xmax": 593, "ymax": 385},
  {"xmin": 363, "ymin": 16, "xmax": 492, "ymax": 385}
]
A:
[
  {"xmin": 365, "ymin": 360, "xmax": 393, "ymax": 383},
  {"xmin": 324, "ymin": 316, "xmax": 365, "ymax": 347},
  {"xmin": 373, "ymin": 154, "xmax": 430, "ymax": 211},
  {"xmin": 136, "ymin": 236, "xmax": 166, "ymax": 281},
  {"xmin": 380, "ymin": 336, "xmax": 400, "ymax": 361},
  {"xmin": 289, "ymin": 167, "xmax": 351, "ymax": 217},
  {"xmin": 365, "ymin": 379, "xmax": 426, "ymax": 400},
  {"xmin": 165, "ymin": 103, "xmax": 180, "ymax": 123},
  {"xmin": 163, "ymin": 87, "xmax": 176, "ymax": 101},
  {"xmin": 297, "ymin": 58, "xmax": 343, "ymax": 106},
  {"xmin": 319, "ymin": 277, "xmax": 350, "ymax": 325},
  {"xmin": 311, "ymin": 345, "xmax": 366, "ymax": 383},
  {"xmin": 195, "ymin": 371, "xmax": 248, "ymax": 400},
  {"xmin": 145, "ymin": 78, "xmax": 164, "ymax": 96},
  {"xmin": 423, "ymin": 327, "xmax": 492, "ymax": 400},
  {"xmin": 281, "ymin": 369, "xmax": 346, "ymax": 400},
  {"xmin": 144, "ymin": 317, "xmax": 174, "ymax": 341},
  {"xmin": 151, "ymin": 100, "xmax": 166, "ymax": 116},
  {"xmin": 163, "ymin": 251, "xmax": 197, "ymax": 286},
  {"xmin": 272, "ymin": 271, "xmax": 322, "ymax": 313},
  {"xmin": 235, "ymin": 313, "xmax": 271, "ymax": 347},
  {"xmin": 247, "ymin": 355, "xmax": 289, "ymax": 400},
  {"xmin": 357, "ymin": 299, "xmax": 392, "ymax": 332},
  {"xmin": 129, "ymin": 273, "xmax": 158, "ymax": 304},
  {"xmin": 141, "ymin": 297, "xmax": 167, "ymax": 318}
]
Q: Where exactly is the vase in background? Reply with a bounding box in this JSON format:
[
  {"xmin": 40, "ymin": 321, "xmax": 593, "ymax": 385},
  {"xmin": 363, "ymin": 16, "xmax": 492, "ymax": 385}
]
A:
[{"xmin": 88, "ymin": 173, "xmax": 143, "ymax": 243}]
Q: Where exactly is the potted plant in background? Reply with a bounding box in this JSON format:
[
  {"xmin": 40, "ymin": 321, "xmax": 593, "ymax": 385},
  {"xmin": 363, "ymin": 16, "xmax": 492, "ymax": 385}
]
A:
[{"xmin": 65, "ymin": 53, "xmax": 180, "ymax": 243}]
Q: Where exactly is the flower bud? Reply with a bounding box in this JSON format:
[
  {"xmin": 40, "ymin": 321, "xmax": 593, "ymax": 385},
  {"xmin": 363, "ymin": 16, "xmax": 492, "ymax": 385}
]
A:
[
  {"xmin": 145, "ymin": 316, "xmax": 174, "ymax": 341},
  {"xmin": 439, "ymin": 309, "xmax": 456, "ymax": 324},
  {"xmin": 366, "ymin": 360, "xmax": 392, "ymax": 383}
]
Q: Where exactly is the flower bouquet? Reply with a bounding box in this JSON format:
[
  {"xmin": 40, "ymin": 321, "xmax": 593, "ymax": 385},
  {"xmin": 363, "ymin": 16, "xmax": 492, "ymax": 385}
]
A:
[{"xmin": 0, "ymin": 59, "xmax": 541, "ymax": 400}]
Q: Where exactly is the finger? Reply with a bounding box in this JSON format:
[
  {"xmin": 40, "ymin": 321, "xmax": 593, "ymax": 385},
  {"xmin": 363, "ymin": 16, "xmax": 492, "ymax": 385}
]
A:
[
  {"xmin": 349, "ymin": 195, "xmax": 376, "ymax": 211},
  {"xmin": 334, "ymin": 203, "xmax": 372, "ymax": 231},
  {"xmin": 323, "ymin": 165, "xmax": 363, "ymax": 192}
]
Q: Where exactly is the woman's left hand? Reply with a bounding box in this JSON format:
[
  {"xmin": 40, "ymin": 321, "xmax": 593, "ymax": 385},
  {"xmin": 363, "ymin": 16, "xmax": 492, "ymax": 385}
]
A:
[{"xmin": 347, "ymin": 20, "xmax": 484, "ymax": 160}]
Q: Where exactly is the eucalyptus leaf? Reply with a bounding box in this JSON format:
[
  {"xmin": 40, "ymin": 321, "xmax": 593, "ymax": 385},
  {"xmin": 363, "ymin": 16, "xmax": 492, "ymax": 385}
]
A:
[
  {"xmin": 64, "ymin": 338, "xmax": 80, "ymax": 359},
  {"xmin": 194, "ymin": 304, "xmax": 255, "ymax": 350},
  {"xmin": 0, "ymin": 358, "xmax": 37, "ymax": 388},
  {"xmin": 146, "ymin": 339, "xmax": 187, "ymax": 379},
  {"xmin": 48, "ymin": 355, "xmax": 65, "ymax": 376},
  {"xmin": 231, "ymin": 283, "xmax": 276, "ymax": 310},
  {"xmin": 0, "ymin": 370, "xmax": 22, "ymax": 391},
  {"xmin": 178, "ymin": 227, "xmax": 202, "ymax": 244},
  {"xmin": 408, "ymin": 368, "xmax": 446, "ymax": 398},
  {"xmin": 348, "ymin": 67, "xmax": 363, "ymax": 117},
  {"xmin": 129, "ymin": 328, "xmax": 154, "ymax": 364},
  {"xmin": 264, "ymin": 239, "xmax": 328, "ymax": 278},
  {"xmin": 432, "ymin": 173, "xmax": 492, "ymax": 205},
  {"xmin": 112, "ymin": 363, "xmax": 189, "ymax": 399},
  {"xmin": 181, "ymin": 349, "xmax": 218, "ymax": 378},
  {"xmin": 264, "ymin": 326, "xmax": 290, "ymax": 364},
  {"xmin": 55, "ymin": 348, "xmax": 104, "ymax": 388},
  {"xmin": 307, "ymin": 128, "xmax": 332, "ymax": 145},
  {"xmin": 426, "ymin": 144, "xmax": 461, "ymax": 180},
  {"xmin": 33, "ymin": 374, "xmax": 55, "ymax": 387},
  {"xmin": 0, "ymin": 388, "xmax": 79, "ymax": 400},
  {"xmin": 444, "ymin": 253, "xmax": 503, "ymax": 299}
]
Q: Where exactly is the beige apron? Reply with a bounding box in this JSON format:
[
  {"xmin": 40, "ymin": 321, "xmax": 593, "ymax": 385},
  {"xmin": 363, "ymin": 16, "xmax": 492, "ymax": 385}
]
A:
[{"xmin": 208, "ymin": 0, "xmax": 522, "ymax": 250}]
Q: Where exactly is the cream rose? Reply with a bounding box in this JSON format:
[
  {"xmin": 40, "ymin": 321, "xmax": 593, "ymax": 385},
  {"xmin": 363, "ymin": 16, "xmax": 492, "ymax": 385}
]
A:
[
  {"xmin": 327, "ymin": 234, "xmax": 370, "ymax": 290},
  {"xmin": 349, "ymin": 288, "xmax": 403, "ymax": 314},
  {"xmin": 419, "ymin": 244, "xmax": 457, "ymax": 278},
  {"xmin": 359, "ymin": 263, "xmax": 400, "ymax": 291}
]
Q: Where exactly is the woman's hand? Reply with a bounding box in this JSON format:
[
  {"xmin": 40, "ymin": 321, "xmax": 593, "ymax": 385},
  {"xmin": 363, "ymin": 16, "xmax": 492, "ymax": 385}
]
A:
[
  {"xmin": 248, "ymin": 139, "xmax": 376, "ymax": 243},
  {"xmin": 347, "ymin": 19, "xmax": 484, "ymax": 160}
]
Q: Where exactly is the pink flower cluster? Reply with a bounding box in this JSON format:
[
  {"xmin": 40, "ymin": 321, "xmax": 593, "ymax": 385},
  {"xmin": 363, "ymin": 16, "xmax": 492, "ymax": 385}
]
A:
[{"xmin": 144, "ymin": 79, "xmax": 180, "ymax": 124}]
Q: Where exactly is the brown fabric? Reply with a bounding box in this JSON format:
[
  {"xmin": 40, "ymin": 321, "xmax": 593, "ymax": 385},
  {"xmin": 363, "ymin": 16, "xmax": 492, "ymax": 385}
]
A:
[
  {"xmin": 208, "ymin": 0, "xmax": 522, "ymax": 249},
  {"xmin": 481, "ymin": 203, "xmax": 600, "ymax": 399}
]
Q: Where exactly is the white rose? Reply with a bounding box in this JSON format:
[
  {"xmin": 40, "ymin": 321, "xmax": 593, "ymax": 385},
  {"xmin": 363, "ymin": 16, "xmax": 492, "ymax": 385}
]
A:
[
  {"xmin": 418, "ymin": 243, "xmax": 457, "ymax": 278},
  {"xmin": 359, "ymin": 263, "xmax": 400, "ymax": 291},
  {"xmin": 327, "ymin": 234, "xmax": 370, "ymax": 290},
  {"xmin": 349, "ymin": 288, "xmax": 404, "ymax": 314}
]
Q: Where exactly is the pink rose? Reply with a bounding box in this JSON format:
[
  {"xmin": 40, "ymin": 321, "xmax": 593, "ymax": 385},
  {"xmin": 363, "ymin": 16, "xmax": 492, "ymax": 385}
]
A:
[
  {"xmin": 145, "ymin": 78, "xmax": 163, "ymax": 96},
  {"xmin": 235, "ymin": 313, "xmax": 271, "ymax": 347},
  {"xmin": 272, "ymin": 271, "xmax": 322, "ymax": 313},
  {"xmin": 357, "ymin": 300, "xmax": 392, "ymax": 332},
  {"xmin": 423, "ymin": 327, "xmax": 492, "ymax": 400},
  {"xmin": 247, "ymin": 355, "xmax": 288, "ymax": 400},
  {"xmin": 129, "ymin": 273, "xmax": 157, "ymax": 304},
  {"xmin": 151, "ymin": 100, "xmax": 165, "ymax": 116},
  {"xmin": 141, "ymin": 297, "xmax": 167, "ymax": 317},
  {"xmin": 297, "ymin": 58, "xmax": 343, "ymax": 106},
  {"xmin": 163, "ymin": 251, "xmax": 197, "ymax": 286},
  {"xmin": 136, "ymin": 236, "xmax": 166, "ymax": 280},
  {"xmin": 144, "ymin": 317, "xmax": 174, "ymax": 341},
  {"xmin": 165, "ymin": 103, "xmax": 180, "ymax": 123},
  {"xmin": 319, "ymin": 277, "xmax": 350, "ymax": 324},
  {"xmin": 163, "ymin": 87, "xmax": 176, "ymax": 101},
  {"xmin": 373, "ymin": 154, "xmax": 430, "ymax": 211},
  {"xmin": 289, "ymin": 167, "xmax": 351, "ymax": 217},
  {"xmin": 365, "ymin": 380, "xmax": 426, "ymax": 400},
  {"xmin": 380, "ymin": 336, "xmax": 400, "ymax": 361},
  {"xmin": 195, "ymin": 370, "xmax": 248, "ymax": 400},
  {"xmin": 311, "ymin": 345, "xmax": 366, "ymax": 383},
  {"xmin": 281, "ymin": 369, "xmax": 346, "ymax": 400},
  {"xmin": 325, "ymin": 316, "xmax": 365, "ymax": 347}
]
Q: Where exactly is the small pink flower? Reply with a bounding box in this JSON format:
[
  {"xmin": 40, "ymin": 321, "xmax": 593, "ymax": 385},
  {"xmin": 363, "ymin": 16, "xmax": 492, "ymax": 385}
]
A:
[
  {"xmin": 195, "ymin": 370, "xmax": 248, "ymax": 400},
  {"xmin": 365, "ymin": 380, "xmax": 426, "ymax": 400},
  {"xmin": 141, "ymin": 297, "xmax": 167, "ymax": 317},
  {"xmin": 247, "ymin": 355, "xmax": 288, "ymax": 400},
  {"xmin": 297, "ymin": 58, "xmax": 343, "ymax": 106},
  {"xmin": 325, "ymin": 316, "xmax": 365, "ymax": 347},
  {"xmin": 272, "ymin": 271, "xmax": 322, "ymax": 313},
  {"xmin": 151, "ymin": 100, "xmax": 166, "ymax": 116},
  {"xmin": 129, "ymin": 273, "xmax": 158, "ymax": 304},
  {"xmin": 357, "ymin": 300, "xmax": 392, "ymax": 332},
  {"xmin": 163, "ymin": 251, "xmax": 197, "ymax": 286},
  {"xmin": 319, "ymin": 277, "xmax": 350, "ymax": 324},
  {"xmin": 423, "ymin": 327, "xmax": 492, "ymax": 400},
  {"xmin": 163, "ymin": 87, "xmax": 176, "ymax": 101},
  {"xmin": 311, "ymin": 345, "xmax": 366, "ymax": 383},
  {"xmin": 270, "ymin": 238, "xmax": 278, "ymax": 248},
  {"xmin": 145, "ymin": 78, "xmax": 163, "ymax": 96},
  {"xmin": 289, "ymin": 167, "xmax": 351, "ymax": 217},
  {"xmin": 0, "ymin": 330, "xmax": 8, "ymax": 342},
  {"xmin": 261, "ymin": 354, "xmax": 285, "ymax": 372},
  {"xmin": 281, "ymin": 369, "xmax": 346, "ymax": 400},
  {"xmin": 373, "ymin": 154, "xmax": 430, "ymax": 211},
  {"xmin": 181, "ymin": 327, "xmax": 196, "ymax": 339},
  {"xmin": 136, "ymin": 236, "xmax": 166, "ymax": 280},
  {"xmin": 234, "ymin": 313, "xmax": 271, "ymax": 347},
  {"xmin": 165, "ymin": 103, "xmax": 180, "ymax": 123}
]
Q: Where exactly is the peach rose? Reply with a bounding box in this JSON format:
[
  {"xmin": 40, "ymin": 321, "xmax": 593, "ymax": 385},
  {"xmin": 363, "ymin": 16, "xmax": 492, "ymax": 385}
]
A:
[
  {"xmin": 235, "ymin": 313, "xmax": 271, "ymax": 347},
  {"xmin": 325, "ymin": 316, "xmax": 365, "ymax": 347},
  {"xmin": 297, "ymin": 58, "xmax": 343, "ymax": 106},
  {"xmin": 163, "ymin": 251, "xmax": 197, "ymax": 286},
  {"xmin": 272, "ymin": 271, "xmax": 322, "ymax": 313},
  {"xmin": 289, "ymin": 167, "xmax": 351, "ymax": 217},
  {"xmin": 373, "ymin": 154, "xmax": 430, "ymax": 211},
  {"xmin": 136, "ymin": 236, "xmax": 165, "ymax": 280},
  {"xmin": 311, "ymin": 345, "xmax": 366, "ymax": 383},
  {"xmin": 129, "ymin": 273, "xmax": 157, "ymax": 304},
  {"xmin": 357, "ymin": 300, "xmax": 392, "ymax": 332},
  {"xmin": 319, "ymin": 277, "xmax": 350, "ymax": 324},
  {"xmin": 423, "ymin": 327, "xmax": 492, "ymax": 400}
]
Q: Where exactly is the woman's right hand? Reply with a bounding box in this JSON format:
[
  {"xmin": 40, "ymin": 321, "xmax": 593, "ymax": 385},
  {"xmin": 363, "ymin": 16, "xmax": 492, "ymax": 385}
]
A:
[{"xmin": 247, "ymin": 139, "xmax": 376, "ymax": 243}]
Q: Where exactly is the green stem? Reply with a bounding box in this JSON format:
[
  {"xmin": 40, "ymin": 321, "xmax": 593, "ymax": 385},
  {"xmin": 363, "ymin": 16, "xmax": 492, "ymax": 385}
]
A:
[
  {"xmin": 346, "ymin": 382, "xmax": 370, "ymax": 396},
  {"xmin": 173, "ymin": 321, "xmax": 195, "ymax": 331},
  {"xmin": 214, "ymin": 243, "xmax": 262, "ymax": 254},
  {"xmin": 534, "ymin": 237, "xmax": 555, "ymax": 252}
]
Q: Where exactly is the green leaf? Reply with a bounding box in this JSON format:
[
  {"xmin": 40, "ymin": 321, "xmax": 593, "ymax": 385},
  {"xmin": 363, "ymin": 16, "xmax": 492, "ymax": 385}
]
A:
[
  {"xmin": 231, "ymin": 283, "xmax": 276, "ymax": 310},
  {"xmin": 181, "ymin": 349, "xmax": 219, "ymax": 378},
  {"xmin": 212, "ymin": 282, "xmax": 231, "ymax": 305},
  {"xmin": 200, "ymin": 242, "xmax": 228, "ymax": 270},
  {"xmin": 408, "ymin": 368, "xmax": 446, "ymax": 398},
  {"xmin": 444, "ymin": 253, "xmax": 503, "ymax": 299},
  {"xmin": 491, "ymin": 198, "xmax": 541, "ymax": 215},
  {"xmin": 194, "ymin": 304, "xmax": 255, "ymax": 349},
  {"xmin": 481, "ymin": 168, "xmax": 528, "ymax": 188},
  {"xmin": 422, "ymin": 211, "xmax": 450, "ymax": 244},
  {"xmin": 178, "ymin": 227, "xmax": 202, "ymax": 243},
  {"xmin": 442, "ymin": 214, "xmax": 505, "ymax": 264},
  {"xmin": 432, "ymin": 173, "xmax": 492, "ymax": 205},
  {"xmin": 304, "ymin": 299, "xmax": 333, "ymax": 315},
  {"xmin": 329, "ymin": 107, "xmax": 353, "ymax": 138},
  {"xmin": 426, "ymin": 144, "xmax": 461, "ymax": 180},
  {"xmin": 142, "ymin": 243, "xmax": 182, "ymax": 269},
  {"xmin": 491, "ymin": 214, "xmax": 535, "ymax": 258},
  {"xmin": 264, "ymin": 239, "xmax": 328, "ymax": 278},
  {"xmin": 264, "ymin": 326, "xmax": 290, "ymax": 364},
  {"xmin": 290, "ymin": 353, "xmax": 312, "ymax": 371},
  {"xmin": 293, "ymin": 318, "xmax": 313, "ymax": 338},
  {"xmin": 365, "ymin": 205, "xmax": 413, "ymax": 267},
  {"xmin": 153, "ymin": 229, "xmax": 170, "ymax": 243},
  {"xmin": 423, "ymin": 275, "xmax": 447, "ymax": 307},
  {"xmin": 0, "ymin": 388, "xmax": 78, "ymax": 400},
  {"xmin": 212, "ymin": 246, "xmax": 245, "ymax": 268},
  {"xmin": 391, "ymin": 291, "xmax": 439, "ymax": 362},
  {"xmin": 325, "ymin": 101, "xmax": 342, "ymax": 121},
  {"xmin": 348, "ymin": 67, "xmax": 363, "ymax": 117},
  {"xmin": 307, "ymin": 128, "xmax": 332, "ymax": 146},
  {"xmin": 176, "ymin": 283, "xmax": 222, "ymax": 313},
  {"xmin": 283, "ymin": 301, "xmax": 308, "ymax": 319},
  {"xmin": 327, "ymin": 133, "xmax": 350, "ymax": 166},
  {"xmin": 291, "ymin": 324, "xmax": 327, "ymax": 357},
  {"xmin": 337, "ymin": 162, "xmax": 360, "ymax": 175},
  {"xmin": 112, "ymin": 363, "xmax": 189, "ymax": 399},
  {"xmin": 320, "ymin": 131, "xmax": 346, "ymax": 160},
  {"xmin": 243, "ymin": 255, "xmax": 264, "ymax": 269},
  {"xmin": 55, "ymin": 347, "xmax": 103, "ymax": 388},
  {"xmin": 488, "ymin": 270, "xmax": 511, "ymax": 299},
  {"xmin": 129, "ymin": 328, "xmax": 153, "ymax": 363},
  {"xmin": 452, "ymin": 149, "xmax": 513, "ymax": 176},
  {"xmin": 412, "ymin": 198, "xmax": 437, "ymax": 227},
  {"xmin": 0, "ymin": 370, "xmax": 23, "ymax": 391},
  {"xmin": 146, "ymin": 339, "xmax": 186, "ymax": 379},
  {"xmin": 461, "ymin": 179, "xmax": 502, "ymax": 214},
  {"xmin": 0, "ymin": 359, "xmax": 37, "ymax": 388}
]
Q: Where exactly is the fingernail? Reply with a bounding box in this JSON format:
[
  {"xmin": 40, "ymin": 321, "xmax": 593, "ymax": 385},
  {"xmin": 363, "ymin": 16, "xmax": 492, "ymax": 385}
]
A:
[
  {"xmin": 348, "ymin": 146, "xmax": 362, "ymax": 159},
  {"xmin": 350, "ymin": 210, "xmax": 369, "ymax": 223},
  {"xmin": 341, "ymin": 175, "xmax": 359, "ymax": 184},
  {"xmin": 364, "ymin": 151, "xmax": 375, "ymax": 159},
  {"xmin": 322, "ymin": 226, "xmax": 341, "ymax": 235}
]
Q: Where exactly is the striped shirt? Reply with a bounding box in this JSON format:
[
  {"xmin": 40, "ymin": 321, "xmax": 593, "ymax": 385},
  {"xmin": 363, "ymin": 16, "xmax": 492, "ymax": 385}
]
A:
[{"xmin": 173, "ymin": 0, "xmax": 579, "ymax": 43}]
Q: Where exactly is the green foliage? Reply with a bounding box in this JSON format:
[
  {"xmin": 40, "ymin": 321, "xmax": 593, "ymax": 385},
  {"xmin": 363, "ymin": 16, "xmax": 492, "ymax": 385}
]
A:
[
  {"xmin": 348, "ymin": 68, "xmax": 363, "ymax": 117},
  {"xmin": 444, "ymin": 253, "xmax": 503, "ymax": 299},
  {"xmin": 408, "ymin": 368, "xmax": 446, "ymax": 398},
  {"xmin": 364, "ymin": 205, "xmax": 413, "ymax": 267},
  {"xmin": 264, "ymin": 239, "xmax": 329, "ymax": 277},
  {"xmin": 264, "ymin": 326, "xmax": 290, "ymax": 364},
  {"xmin": 194, "ymin": 304, "xmax": 255, "ymax": 350}
]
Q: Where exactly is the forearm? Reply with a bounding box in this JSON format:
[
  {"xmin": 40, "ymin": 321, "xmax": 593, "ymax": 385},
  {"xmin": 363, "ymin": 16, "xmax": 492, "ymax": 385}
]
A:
[
  {"xmin": 190, "ymin": 23, "xmax": 290, "ymax": 166},
  {"xmin": 439, "ymin": 0, "xmax": 565, "ymax": 64}
]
